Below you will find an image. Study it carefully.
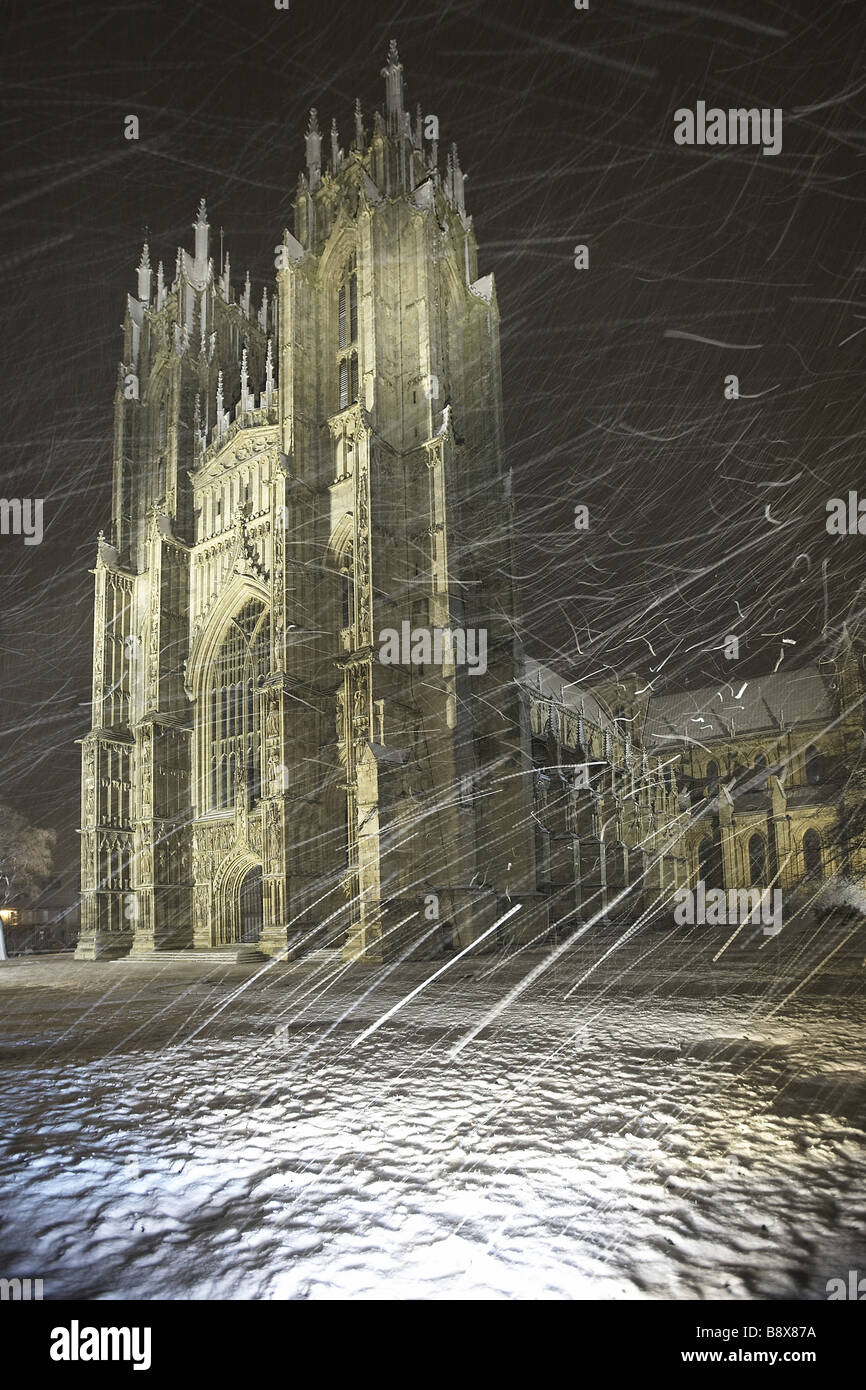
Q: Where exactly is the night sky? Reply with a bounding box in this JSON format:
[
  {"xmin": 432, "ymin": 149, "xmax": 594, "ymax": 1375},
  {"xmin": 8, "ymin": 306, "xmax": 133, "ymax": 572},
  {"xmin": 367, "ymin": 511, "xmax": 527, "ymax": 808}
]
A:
[{"xmin": 1, "ymin": 0, "xmax": 864, "ymax": 880}]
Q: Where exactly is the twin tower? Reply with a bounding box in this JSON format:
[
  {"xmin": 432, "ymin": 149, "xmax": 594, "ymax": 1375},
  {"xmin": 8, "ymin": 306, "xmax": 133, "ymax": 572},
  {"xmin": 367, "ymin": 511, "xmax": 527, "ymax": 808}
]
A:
[{"xmin": 76, "ymin": 43, "xmax": 541, "ymax": 961}]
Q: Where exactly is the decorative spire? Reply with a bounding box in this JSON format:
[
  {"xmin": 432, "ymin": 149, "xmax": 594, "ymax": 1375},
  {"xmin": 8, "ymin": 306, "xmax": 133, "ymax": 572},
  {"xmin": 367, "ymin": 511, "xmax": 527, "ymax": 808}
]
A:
[
  {"xmin": 305, "ymin": 108, "xmax": 322, "ymax": 191},
  {"xmin": 220, "ymin": 250, "xmax": 231, "ymax": 299},
  {"xmin": 330, "ymin": 116, "xmax": 341, "ymax": 171},
  {"xmin": 451, "ymin": 143, "xmax": 467, "ymax": 216},
  {"xmin": 258, "ymin": 286, "xmax": 268, "ymax": 333},
  {"xmin": 382, "ymin": 39, "xmax": 405, "ymax": 134},
  {"xmin": 156, "ymin": 261, "xmax": 165, "ymax": 309},
  {"xmin": 263, "ymin": 337, "xmax": 275, "ymax": 409},
  {"xmin": 193, "ymin": 196, "xmax": 209, "ymax": 269},
  {"xmin": 353, "ymin": 97, "xmax": 365, "ymax": 151},
  {"xmin": 242, "ymin": 269, "xmax": 251, "ymax": 318},
  {"xmin": 240, "ymin": 348, "xmax": 250, "ymax": 414},
  {"xmin": 137, "ymin": 241, "xmax": 152, "ymax": 302},
  {"xmin": 216, "ymin": 370, "xmax": 225, "ymax": 444}
]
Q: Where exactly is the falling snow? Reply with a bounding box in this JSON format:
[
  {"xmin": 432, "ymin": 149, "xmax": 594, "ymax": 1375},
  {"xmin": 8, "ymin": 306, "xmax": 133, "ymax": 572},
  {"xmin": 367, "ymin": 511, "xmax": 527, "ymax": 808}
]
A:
[{"xmin": 1, "ymin": 0, "xmax": 866, "ymax": 1303}]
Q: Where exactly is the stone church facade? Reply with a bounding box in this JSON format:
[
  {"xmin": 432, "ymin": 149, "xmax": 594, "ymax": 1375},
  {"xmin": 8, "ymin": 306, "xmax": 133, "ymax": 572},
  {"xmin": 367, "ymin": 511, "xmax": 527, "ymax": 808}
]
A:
[
  {"xmin": 76, "ymin": 45, "xmax": 864, "ymax": 962},
  {"xmin": 643, "ymin": 630, "xmax": 866, "ymax": 917}
]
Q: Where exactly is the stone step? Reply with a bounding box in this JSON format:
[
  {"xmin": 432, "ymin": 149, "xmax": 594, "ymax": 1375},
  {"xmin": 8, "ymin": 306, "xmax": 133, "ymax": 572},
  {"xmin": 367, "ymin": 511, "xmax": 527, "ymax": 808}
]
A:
[{"xmin": 121, "ymin": 946, "xmax": 268, "ymax": 965}]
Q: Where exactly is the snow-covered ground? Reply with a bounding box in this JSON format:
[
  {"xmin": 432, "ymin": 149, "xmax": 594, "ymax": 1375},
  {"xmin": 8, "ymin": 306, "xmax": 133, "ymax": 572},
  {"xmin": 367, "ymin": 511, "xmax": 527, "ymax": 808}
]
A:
[{"xmin": 1, "ymin": 925, "xmax": 864, "ymax": 1300}]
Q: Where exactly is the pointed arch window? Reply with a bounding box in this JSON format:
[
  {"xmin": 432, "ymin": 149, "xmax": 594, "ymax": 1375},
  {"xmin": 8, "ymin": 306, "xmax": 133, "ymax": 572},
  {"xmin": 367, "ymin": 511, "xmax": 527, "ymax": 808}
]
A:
[
  {"xmin": 698, "ymin": 838, "xmax": 713, "ymax": 885},
  {"xmin": 748, "ymin": 834, "xmax": 767, "ymax": 886},
  {"xmin": 803, "ymin": 828, "xmax": 822, "ymax": 880},
  {"xmin": 337, "ymin": 254, "xmax": 359, "ymax": 410},
  {"xmin": 208, "ymin": 600, "xmax": 269, "ymax": 811},
  {"xmin": 805, "ymin": 745, "xmax": 821, "ymax": 785}
]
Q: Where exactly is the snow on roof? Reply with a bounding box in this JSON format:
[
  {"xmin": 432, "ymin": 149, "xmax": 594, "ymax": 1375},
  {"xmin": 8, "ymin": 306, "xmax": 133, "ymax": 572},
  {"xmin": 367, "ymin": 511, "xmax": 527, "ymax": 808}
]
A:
[{"xmin": 643, "ymin": 665, "xmax": 836, "ymax": 745}]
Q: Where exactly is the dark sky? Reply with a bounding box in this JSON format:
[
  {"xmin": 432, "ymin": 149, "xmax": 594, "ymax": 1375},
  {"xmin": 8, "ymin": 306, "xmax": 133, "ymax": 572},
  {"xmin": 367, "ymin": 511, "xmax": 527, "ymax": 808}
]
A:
[{"xmin": 1, "ymin": 0, "xmax": 864, "ymax": 879}]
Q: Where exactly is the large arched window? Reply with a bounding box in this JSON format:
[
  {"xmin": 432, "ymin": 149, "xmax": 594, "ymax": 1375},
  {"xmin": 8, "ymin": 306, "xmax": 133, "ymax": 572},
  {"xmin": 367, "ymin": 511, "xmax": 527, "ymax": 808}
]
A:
[
  {"xmin": 748, "ymin": 834, "xmax": 767, "ymax": 886},
  {"xmin": 803, "ymin": 829, "xmax": 822, "ymax": 880},
  {"xmin": 705, "ymin": 760, "xmax": 719, "ymax": 797},
  {"xmin": 753, "ymin": 753, "xmax": 768, "ymax": 789},
  {"xmin": 208, "ymin": 600, "xmax": 269, "ymax": 811},
  {"xmin": 337, "ymin": 254, "xmax": 358, "ymax": 410},
  {"xmin": 805, "ymin": 745, "xmax": 821, "ymax": 786}
]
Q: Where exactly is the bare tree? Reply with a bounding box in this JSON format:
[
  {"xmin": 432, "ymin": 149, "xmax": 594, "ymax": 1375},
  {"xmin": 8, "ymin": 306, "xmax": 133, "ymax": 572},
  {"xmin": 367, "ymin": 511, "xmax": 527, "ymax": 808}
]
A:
[{"xmin": 0, "ymin": 804, "xmax": 56, "ymax": 960}]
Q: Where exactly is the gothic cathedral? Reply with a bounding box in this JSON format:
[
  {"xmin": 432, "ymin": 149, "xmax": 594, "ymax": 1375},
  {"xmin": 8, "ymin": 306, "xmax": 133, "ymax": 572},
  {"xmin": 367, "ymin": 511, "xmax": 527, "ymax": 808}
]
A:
[
  {"xmin": 77, "ymin": 44, "xmax": 540, "ymax": 962},
  {"xmin": 78, "ymin": 43, "xmax": 865, "ymax": 964}
]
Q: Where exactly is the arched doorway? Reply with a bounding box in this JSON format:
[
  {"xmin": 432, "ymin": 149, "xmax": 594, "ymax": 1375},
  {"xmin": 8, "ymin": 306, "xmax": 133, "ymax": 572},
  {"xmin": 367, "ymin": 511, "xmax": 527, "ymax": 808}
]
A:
[{"xmin": 239, "ymin": 864, "xmax": 263, "ymax": 943}]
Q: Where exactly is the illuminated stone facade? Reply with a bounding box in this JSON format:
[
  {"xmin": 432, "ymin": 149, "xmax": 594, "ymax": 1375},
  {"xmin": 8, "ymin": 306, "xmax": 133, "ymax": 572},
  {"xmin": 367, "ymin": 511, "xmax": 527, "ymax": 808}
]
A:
[
  {"xmin": 643, "ymin": 634, "xmax": 866, "ymax": 914},
  {"xmin": 77, "ymin": 45, "xmax": 534, "ymax": 961},
  {"xmin": 76, "ymin": 46, "xmax": 862, "ymax": 963}
]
